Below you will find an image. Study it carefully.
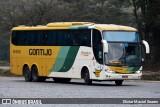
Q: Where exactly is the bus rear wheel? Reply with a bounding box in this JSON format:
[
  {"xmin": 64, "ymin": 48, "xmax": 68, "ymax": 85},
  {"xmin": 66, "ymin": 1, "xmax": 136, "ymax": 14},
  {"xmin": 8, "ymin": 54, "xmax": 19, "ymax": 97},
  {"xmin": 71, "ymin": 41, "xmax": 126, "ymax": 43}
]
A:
[
  {"xmin": 115, "ymin": 80, "xmax": 123, "ymax": 86},
  {"xmin": 32, "ymin": 66, "xmax": 40, "ymax": 82},
  {"xmin": 84, "ymin": 69, "xmax": 92, "ymax": 85},
  {"xmin": 31, "ymin": 66, "xmax": 46, "ymax": 82},
  {"xmin": 23, "ymin": 66, "xmax": 32, "ymax": 82}
]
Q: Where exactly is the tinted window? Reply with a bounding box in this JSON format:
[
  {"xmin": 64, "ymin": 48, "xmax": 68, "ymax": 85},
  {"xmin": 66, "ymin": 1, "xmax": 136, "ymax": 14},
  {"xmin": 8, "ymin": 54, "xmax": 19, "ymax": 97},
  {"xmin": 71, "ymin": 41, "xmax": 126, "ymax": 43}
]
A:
[
  {"xmin": 46, "ymin": 31, "xmax": 57, "ymax": 45},
  {"xmin": 72, "ymin": 30, "xmax": 80, "ymax": 46},
  {"xmin": 93, "ymin": 29, "xmax": 103, "ymax": 64},
  {"xmin": 11, "ymin": 30, "xmax": 91, "ymax": 46}
]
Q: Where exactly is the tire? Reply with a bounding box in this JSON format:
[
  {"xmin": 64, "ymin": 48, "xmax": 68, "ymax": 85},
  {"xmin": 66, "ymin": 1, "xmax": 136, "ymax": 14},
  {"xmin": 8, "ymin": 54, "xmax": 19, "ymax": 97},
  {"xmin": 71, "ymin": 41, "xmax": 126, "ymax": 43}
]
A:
[
  {"xmin": 32, "ymin": 66, "xmax": 39, "ymax": 82},
  {"xmin": 53, "ymin": 78, "xmax": 71, "ymax": 83},
  {"xmin": 115, "ymin": 80, "xmax": 123, "ymax": 86},
  {"xmin": 84, "ymin": 69, "xmax": 92, "ymax": 85},
  {"xmin": 23, "ymin": 66, "xmax": 32, "ymax": 82}
]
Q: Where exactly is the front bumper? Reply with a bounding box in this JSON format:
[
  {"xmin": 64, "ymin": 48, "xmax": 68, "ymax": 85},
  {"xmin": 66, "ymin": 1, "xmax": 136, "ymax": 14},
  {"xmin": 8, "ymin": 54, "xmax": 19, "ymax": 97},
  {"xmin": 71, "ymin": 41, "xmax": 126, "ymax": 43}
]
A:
[{"xmin": 100, "ymin": 72, "xmax": 142, "ymax": 80}]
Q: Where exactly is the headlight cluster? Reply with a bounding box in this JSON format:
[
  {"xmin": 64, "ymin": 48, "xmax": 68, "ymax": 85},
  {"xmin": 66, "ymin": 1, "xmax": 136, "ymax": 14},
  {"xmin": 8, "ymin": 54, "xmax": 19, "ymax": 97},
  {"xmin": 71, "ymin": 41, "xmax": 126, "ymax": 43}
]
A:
[
  {"xmin": 105, "ymin": 69, "xmax": 115, "ymax": 73},
  {"xmin": 135, "ymin": 71, "xmax": 142, "ymax": 74}
]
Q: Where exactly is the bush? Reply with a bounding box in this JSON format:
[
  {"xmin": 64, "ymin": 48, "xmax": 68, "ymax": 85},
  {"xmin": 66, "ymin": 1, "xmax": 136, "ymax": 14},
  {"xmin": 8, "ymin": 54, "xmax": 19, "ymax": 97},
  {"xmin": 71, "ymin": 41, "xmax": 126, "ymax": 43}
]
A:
[{"xmin": 0, "ymin": 70, "xmax": 19, "ymax": 77}]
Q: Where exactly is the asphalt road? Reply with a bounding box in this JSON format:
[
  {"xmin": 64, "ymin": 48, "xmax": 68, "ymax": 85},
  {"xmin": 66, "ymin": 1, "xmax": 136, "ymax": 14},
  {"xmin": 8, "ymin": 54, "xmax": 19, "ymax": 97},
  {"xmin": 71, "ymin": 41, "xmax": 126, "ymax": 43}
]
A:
[{"xmin": 0, "ymin": 77, "xmax": 160, "ymax": 107}]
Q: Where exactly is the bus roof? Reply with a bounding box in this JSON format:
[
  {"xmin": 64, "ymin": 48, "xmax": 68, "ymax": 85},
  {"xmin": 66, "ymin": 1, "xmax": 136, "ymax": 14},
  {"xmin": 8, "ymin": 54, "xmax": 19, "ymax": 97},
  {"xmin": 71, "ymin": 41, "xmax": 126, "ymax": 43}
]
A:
[{"xmin": 12, "ymin": 22, "xmax": 137, "ymax": 31}]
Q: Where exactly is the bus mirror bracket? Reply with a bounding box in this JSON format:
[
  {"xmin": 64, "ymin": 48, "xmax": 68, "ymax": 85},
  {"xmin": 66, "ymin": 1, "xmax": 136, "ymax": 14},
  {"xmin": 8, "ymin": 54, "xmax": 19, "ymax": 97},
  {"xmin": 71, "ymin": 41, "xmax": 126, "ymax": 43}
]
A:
[
  {"xmin": 101, "ymin": 40, "xmax": 108, "ymax": 54},
  {"xmin": 142, "ymin": 40, "xmax": 150, "ymax": 54}
]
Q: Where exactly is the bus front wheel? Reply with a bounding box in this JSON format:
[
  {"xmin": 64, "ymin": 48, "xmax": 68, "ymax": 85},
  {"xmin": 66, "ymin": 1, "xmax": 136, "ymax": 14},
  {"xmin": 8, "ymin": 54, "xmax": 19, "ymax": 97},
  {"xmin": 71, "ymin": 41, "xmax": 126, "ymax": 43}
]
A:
[
  {"xmin": 23, "ymin": 66, "xmax": 32, "ymax": 82},
  {"xmin": 84, "ymin": 69, "xmax": 92, "ymax": 85},
  {"xmin": 115, "ymin": 80, "xmax": 123, "ymax": 86}
]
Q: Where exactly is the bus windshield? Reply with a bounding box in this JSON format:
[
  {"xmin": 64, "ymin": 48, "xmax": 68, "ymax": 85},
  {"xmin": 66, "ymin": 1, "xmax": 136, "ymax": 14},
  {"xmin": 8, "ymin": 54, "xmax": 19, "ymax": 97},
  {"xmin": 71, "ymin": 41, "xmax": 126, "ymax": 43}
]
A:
[
  {"xmin": 103, "ymin": 31, "xmax": 142, "ymax": 67},
  {"xmin": 105, "ymin": 43, "xmax": 142, "ymax": 66}
]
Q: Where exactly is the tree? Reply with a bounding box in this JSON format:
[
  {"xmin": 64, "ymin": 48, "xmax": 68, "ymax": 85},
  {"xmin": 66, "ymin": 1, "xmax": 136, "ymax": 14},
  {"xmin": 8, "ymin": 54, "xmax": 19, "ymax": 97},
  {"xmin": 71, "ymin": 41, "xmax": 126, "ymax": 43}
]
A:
[
  {"xmin": 0, "ymin": 0, "xmax": 145, "ymax": 62},
  {"xmin": 129, "ymin": 0, "xmax": 160, "ymax": 66},
  {"xmin": 18, "ymin": 0, "xmax": 58, "ymax": 26}
]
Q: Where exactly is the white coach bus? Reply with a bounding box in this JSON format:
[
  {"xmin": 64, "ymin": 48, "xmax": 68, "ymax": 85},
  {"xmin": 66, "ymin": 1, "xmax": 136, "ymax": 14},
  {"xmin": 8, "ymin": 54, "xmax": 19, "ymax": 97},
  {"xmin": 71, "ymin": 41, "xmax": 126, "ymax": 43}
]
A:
[{"xmin": 11, "ymin": 22, "xmax": 150, "ymax": 86}]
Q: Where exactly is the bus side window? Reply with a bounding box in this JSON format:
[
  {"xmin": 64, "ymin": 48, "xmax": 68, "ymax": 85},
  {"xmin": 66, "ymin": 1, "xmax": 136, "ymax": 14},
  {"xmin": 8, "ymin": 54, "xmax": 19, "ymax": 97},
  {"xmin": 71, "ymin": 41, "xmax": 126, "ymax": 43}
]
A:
[
  {"xmin": 12, "ymin": 31, "xmax": 19, "ymax": 45},
  {"xmin": 63, "ymin": 31, "xmax": 69, "ymax": 46},
  {"xmin": 80, "ymin": 30, "xmax": 91, "ymax": 47},
  {"xmin": 19, "ymin": 31, "xmax": 26, "ymax": 45},
  {"xmin": 36, "ymin": 31, "xmax": 43, "ymax": 46},
  {"xmin": 67, "ymin": 31, "xmax": 72, "ymax": 46},
  {"xmin": 72, "ymin": 30, "xmax": 80, "ymax": 46},
  {"xmin": 57, "ymin": 31, "xmax": 64, "ymax": 46},
  {"xmin": 42, "ymin": 31, "xmax": 47, "ymax": 46},
  {"xmin": 46, "ymin": 31, "xmax": 57, "ymax": 46},
  {"xmin": 24, "ymin": 31, "xmax": 29, "ymax": 45},
  {"xmin": 29, "ymin": 31, "xmax": 33, "ymax": 46},
  {"xmin": 33, "ymin": 31, "xmax": 38, "ymax": 46},
  {"xmin": 17, "ymin": 31, "xmax": 21, "ymax": 45},
  {"xmin": 93, "ymin": 29, "xmax": 103, "ymax": 64}
]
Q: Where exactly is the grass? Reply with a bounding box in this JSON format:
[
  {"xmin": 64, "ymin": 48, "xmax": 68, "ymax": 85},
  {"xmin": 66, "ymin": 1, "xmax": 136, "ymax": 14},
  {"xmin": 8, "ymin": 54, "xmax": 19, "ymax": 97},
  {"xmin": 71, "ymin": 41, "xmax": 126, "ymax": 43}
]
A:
[
  {"xmin": 0, "ymin": 61, "xmax": 9, "ymax": 66},
  {"xmin": 0, "ymin": 70, "xmax": 20, "ymax": 77},
  {"xmin": 142, "ymin": 72, "xmax": 160, "ymax": 81}
]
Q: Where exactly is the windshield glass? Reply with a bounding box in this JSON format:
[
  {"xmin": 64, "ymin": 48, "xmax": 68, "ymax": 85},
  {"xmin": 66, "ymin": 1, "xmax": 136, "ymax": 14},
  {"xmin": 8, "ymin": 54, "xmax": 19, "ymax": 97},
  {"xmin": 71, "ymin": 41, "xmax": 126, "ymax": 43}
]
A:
[
  {"xmin": 103, "ymin": 31, "xmax": 142, "ymax": 67},
  {"xmin": 105, "ymin": 43, "xmax": 142, "ymax": 66},
  {"xmin": 103, "ymin": 31, "xmax": 139, "ymax": 42}
]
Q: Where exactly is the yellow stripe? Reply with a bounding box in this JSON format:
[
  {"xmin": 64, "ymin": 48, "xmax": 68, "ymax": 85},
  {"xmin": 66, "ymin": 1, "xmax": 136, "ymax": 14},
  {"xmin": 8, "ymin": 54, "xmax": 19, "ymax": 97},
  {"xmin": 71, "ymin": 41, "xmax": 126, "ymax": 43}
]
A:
[{"xmin": 108, "ymin": 66, "xmax": 128, "ymax": 73}]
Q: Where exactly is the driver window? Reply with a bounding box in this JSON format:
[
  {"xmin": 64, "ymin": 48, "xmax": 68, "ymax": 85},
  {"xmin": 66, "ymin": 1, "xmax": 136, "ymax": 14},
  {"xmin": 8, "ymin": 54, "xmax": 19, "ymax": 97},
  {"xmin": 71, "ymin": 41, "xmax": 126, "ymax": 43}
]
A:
[{"xmin": 92, "ymin": 29, "xmax": 103, "ymax": 64}]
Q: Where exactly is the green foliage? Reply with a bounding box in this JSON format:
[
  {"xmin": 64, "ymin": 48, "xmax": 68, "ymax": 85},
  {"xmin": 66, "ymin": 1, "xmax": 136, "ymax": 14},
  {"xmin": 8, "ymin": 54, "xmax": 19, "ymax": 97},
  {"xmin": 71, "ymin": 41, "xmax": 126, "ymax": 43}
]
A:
[
  {"xmin": 0, "ymin": 0, "xmax": 136, "ymax": 62},
  {"xmin": 0, "ymin": 61, "xmax": 9, "ymax": 66},
  {"xmin": 0, "ymin": 70, "xmax": 19, "ymax": 77},
  {"xmin": 127, "ymin": 0, "xmax": 160, "ymax": 67},
  {"xmin": 0, "ymin": 32, "xmax": 10, "ymax": 61}
]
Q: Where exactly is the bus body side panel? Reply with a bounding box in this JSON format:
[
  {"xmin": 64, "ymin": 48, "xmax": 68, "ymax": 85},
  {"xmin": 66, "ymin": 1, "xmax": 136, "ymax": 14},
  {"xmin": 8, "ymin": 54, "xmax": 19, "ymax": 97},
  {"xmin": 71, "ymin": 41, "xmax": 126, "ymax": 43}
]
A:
[
  {"xmin": 65, "ymin": 46, "xmax": 94, "ymax": 78},
  {"xmin": 48, "ymin": 46, "xmax": 79, "ymax": 78},
  {"xmin": 48, "ymin": 46, "xmax": 101, "ymax": 79},
  {"xmin": 10, "ymin": 57, "xmax": 17, "ymax": 75},
  {"xmin": 10, "ymin": 46, "xmax": 61, "ymax": 76},
  {"xmin": 10, "ymin": 45, "xmax": 18, "ymax": 75},
  {"xmin": 67, "ymin": 46, "xmax": 104, "ymax": 80}
]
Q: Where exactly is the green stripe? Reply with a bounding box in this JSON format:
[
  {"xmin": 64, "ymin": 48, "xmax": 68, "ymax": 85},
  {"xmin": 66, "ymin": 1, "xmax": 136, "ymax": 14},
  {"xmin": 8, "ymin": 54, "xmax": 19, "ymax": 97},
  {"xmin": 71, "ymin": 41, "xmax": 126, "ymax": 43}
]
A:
[
  {"xmin": 78, "ymin": 26, "xmax": 89, "ymax": 29},
  {"xmin": 69, "ymin": 26, "xmax": 89, "ymax": 29},
  {"xmin": 124, "ymin": 67, "xmax": 141, "ymax": 73},
  {"xmin": 69, "ymin": 26, "xmax": 79, "ymax": 29},
  {"xmin": 58, "ymin": 46, "xmax": 80, "ymax": 72},
  {"xmin": 50, "ymin": 46, "xmax": 70, "ymax": 72},
  {"xmin": 132, "ymin": 67, "xmax": 141, "ymax": 71}
]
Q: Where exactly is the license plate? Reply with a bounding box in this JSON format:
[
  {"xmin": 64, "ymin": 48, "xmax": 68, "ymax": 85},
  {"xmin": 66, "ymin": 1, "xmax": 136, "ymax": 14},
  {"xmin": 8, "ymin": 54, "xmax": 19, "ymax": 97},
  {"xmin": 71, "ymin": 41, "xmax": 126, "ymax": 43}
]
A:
[{"xmin": 122, "ymin": 75, "xmax": 128, "ymax": 78}]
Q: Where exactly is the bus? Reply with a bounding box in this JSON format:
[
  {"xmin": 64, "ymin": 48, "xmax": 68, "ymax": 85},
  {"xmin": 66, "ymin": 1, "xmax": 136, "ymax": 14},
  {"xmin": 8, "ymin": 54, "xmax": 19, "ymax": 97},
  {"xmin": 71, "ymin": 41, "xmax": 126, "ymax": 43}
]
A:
[{"xmin": 10, "ymin": 22, "xmax": 150, "ymax": 86}]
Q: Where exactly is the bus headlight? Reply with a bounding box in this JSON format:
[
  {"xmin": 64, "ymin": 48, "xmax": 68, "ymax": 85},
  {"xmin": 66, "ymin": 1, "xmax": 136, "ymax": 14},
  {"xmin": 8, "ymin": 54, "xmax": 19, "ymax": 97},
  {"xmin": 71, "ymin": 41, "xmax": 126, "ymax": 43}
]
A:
[
  {"xmin": 106, "ymin": 69, "xmax": 115, "ymax": 73},
  {"xmin": 135, "ymin": 71, "xmax": 142, "ymax": 74}
]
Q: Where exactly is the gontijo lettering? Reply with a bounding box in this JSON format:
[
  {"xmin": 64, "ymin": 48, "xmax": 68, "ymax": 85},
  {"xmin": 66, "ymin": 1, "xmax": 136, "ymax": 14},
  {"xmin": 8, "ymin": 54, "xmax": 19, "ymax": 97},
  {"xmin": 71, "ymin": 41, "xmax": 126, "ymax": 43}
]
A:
[{"xmin": 29, "ymin": 49, "xmax": 52, "ymax": 56}]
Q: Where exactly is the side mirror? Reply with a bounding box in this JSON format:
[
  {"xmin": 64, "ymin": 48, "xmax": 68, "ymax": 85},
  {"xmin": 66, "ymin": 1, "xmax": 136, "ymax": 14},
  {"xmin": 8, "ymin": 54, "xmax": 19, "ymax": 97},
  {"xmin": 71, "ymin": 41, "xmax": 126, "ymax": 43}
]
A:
[
  {"xmin": 101, "ymin": 40, "xmax": 108, "ymax": 54},
  {"xmin": 142, "ymin": 40, "xmax": 150, "ymax": 54}
]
